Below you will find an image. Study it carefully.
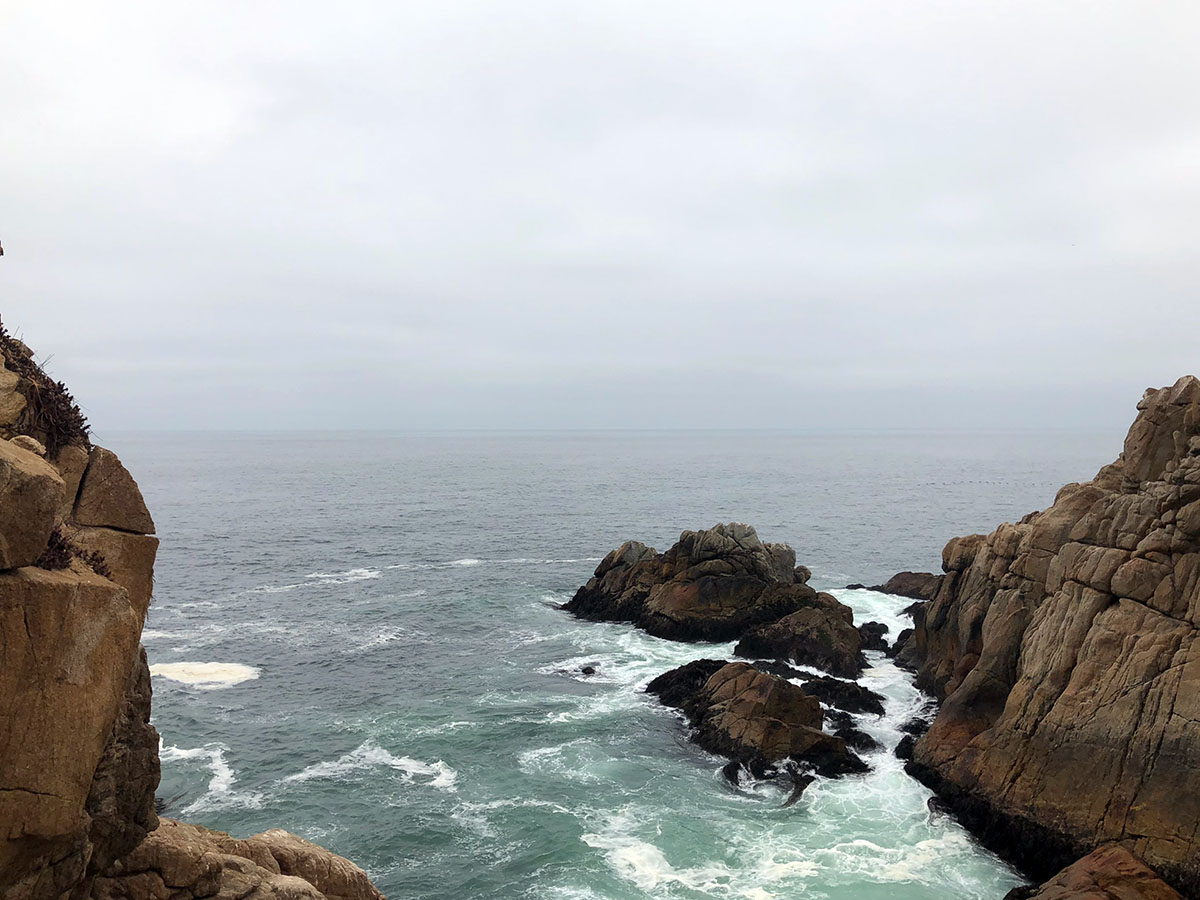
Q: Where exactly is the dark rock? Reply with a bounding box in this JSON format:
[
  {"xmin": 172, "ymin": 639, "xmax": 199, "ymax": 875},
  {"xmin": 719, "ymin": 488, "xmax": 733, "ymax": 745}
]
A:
[
  {"xmin": 580, "ymin": 666, "xmax": 596, "ymax": 676},
  {"xmin": 645, "ymin": 659, "xmax": 728, "ymax": 707},
  {"xmin": 885, "ymin": 627, "xmax": 914, "ymax": 658},
  {"xmin": 782, "ymin": 769, "xmax": 816, "ymax": 807},
  {"xmin": 858, "ymin": 620, "xmax": 890, "ymax": 652},
  {"xmin": 844, "ymin": 583, "xmax": 867, "ymax": 590},
  {"xmin": 869, "ymin": 571, "xmax": 943, "ymax": 601},
  {"xmin": 832, "ymin": 724, "xmax": 880, "ymax": 753},
  {"xmin": 796, "ymin": 675, "xmax": 885, "ymax": 716},
  {"xmin": 895, "ymin": 735, "xmax": 916, "ymax": 761}
]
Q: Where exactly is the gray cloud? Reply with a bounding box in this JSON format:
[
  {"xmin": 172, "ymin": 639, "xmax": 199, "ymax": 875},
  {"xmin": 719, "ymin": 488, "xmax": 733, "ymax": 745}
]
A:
[{"xmin": 1, "ymin": 1, "xmax": 1198, "ymax": 431}]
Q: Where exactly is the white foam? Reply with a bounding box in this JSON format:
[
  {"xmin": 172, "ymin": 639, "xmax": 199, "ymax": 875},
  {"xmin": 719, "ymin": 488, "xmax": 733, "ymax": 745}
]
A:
[
  {"xmin": 582, "ymin": 809, "xmax": 819, "ymax": 898},
  {"xmin": 140, "ymin": 629, "xmax": 182, "ymax": 640},
  {"xmin": 305, "ymin": 567, "xmax": 381, "ymax": 584},
  {"xmin": 283, "ymin": 740, "xmax": 457, "ymax": 791},
  {"xmin": 149, "ymin": 661, "xmax": 260, "ymax": 689},
  {"xmin": 160, "ymin": 742, "xmax": 264, "ymax": 813}
]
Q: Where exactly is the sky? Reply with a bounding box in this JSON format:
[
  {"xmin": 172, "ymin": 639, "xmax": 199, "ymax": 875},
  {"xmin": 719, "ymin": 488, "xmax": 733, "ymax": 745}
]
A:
[{"xmin": 1, "ymin": 1, "xmax": 1198, "ymax": 431}]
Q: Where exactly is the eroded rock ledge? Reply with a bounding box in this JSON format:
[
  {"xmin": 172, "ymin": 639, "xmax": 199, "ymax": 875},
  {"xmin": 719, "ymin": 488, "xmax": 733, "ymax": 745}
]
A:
[{"xmin": 891, "ymin": 375, "xmax": 1200, "ymax": 897}]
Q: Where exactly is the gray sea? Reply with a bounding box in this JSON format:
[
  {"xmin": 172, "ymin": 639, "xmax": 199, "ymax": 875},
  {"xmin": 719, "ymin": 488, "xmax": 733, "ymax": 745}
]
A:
[{"xmin": 106, "ymin": 429, "xmax": 1121, "ymax": 900}]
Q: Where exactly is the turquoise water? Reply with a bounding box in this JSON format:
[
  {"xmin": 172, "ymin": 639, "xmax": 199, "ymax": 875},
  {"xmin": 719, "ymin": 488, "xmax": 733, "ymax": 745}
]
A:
[{"xmin": 109, "ymin": 430, "xmax": 1119, "ymax": 900}]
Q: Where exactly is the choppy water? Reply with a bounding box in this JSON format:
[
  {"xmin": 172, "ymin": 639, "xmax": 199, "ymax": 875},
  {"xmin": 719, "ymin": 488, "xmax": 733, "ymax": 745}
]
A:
[{"xmin": 106, "ymin": 429, "xmax": 1120, "ymax": 900}]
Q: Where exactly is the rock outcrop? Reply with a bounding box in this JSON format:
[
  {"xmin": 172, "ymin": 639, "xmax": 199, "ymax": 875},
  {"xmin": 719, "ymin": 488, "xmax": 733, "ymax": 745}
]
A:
[
  {"xmin": 869, "ymin": 571, "xmax": 943, "ymax": 601},
  {"xmin": 90, "ymin": 819, "xmax": 385, "ymax": 900},
  {"xmin": 566, "ymin": 524, "xmax": 819, "ymax": 641},
  {"xmin": 0, "ymin": 320, "xmax": 384, "ymax": 900},
  {"xmin": 1006, "ymin": 845, "xmax": 1183, "ymax": 900},
  {"xmin": 646, "ymin": 660, "xmax": 867, "ymax": 777},
  {"xmin": 894, "ymin": 376, "xmax": 1200, "ymax": 896},
  {"xmin": 567, "ymin": 524, "xmax": 865, "ymax": 679}
]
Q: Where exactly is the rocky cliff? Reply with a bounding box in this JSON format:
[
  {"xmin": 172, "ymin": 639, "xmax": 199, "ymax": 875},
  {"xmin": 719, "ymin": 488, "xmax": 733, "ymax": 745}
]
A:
[
  {"xmin": 0, "ymin": 321, "xmax": 384, "ymax": 900},
  {"xmin": 894, "ymin": 376, "xmax": 1200, "ymax": 897}
]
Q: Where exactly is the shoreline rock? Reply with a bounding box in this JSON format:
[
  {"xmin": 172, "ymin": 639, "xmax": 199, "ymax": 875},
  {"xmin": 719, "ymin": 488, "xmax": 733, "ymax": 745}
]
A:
[{"xmin": 889, "ymin": 375, "xmax": 1200, "ymax": 897}]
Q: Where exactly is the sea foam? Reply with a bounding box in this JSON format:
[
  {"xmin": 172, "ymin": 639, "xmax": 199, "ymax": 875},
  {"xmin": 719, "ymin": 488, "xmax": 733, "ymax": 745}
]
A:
[
  {"xmin": 149, "ymin": 661, "xmax": 260, "ymax": 688},
  {"xmin": 283, "ymin": 740, "xmax": 457, "ymax": 791}
]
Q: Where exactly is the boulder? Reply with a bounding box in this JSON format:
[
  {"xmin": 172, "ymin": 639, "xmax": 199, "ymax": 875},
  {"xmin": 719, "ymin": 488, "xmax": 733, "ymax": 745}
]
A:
[
  {"xmin": 0, "ymin": 439, "xmax": 65, "ymax": 569},
  {"xmin": 64, "ymin": 525, "xmax": 159, "ymax": 623},
  {"xmin": 734, "ymin": 604, "xmax": 865, "ymax": 677},
  {"xmin": 90, "ymin": 818, "xmax": 386, "ymax": 900},
  {"xmin": 899, "ymin": 375, "xmax": 1200, "ymax": 895},
  {"xmin": 1005, "ymin": 845, "xmax": 1183, "ymax": 900},
  {"xmin": 74, "ymin": 447, "xmax": 155, "ymax": 535},
  {"xmin": 566, "ymin": 523, "xmax": 829, "ymax": 641},
  {"xmin": 646, "ymin": 660, "xmax": 867, "ymax": 777}
]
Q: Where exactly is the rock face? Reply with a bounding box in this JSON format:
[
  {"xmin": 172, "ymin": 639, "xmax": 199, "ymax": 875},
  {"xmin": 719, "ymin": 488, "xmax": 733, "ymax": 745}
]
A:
[
  {"xmin": 896, "ymin": 376, "xmax": 1200, "ymax": 896},
  {"xmin": 646, "ymin": 660, "xmax": 867, "ymax": 777},
  {"xmin": 1007, "ymin": 845, "xmax": 1183, "ymax": 900},
  {"xmin": 0, "ymin": 321, "xmax": 385, "ymax": 900}
]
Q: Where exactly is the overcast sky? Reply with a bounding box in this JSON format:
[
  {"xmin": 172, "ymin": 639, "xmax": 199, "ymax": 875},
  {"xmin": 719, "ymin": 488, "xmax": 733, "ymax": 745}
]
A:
[{"xmin": 1, "ymin": 1, "xmax": 1198, "ymax": 431}]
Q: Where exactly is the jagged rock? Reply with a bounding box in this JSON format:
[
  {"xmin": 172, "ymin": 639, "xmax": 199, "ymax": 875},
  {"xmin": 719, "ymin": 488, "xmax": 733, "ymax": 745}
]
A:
[
  {"xmin": 90, "ymin": 819, "xmax": 385, "ymax": 900},
  {"xmin": 0, "ymin": 439, "xmax": 65, "ymax": 569},
  {"xmin": 52, "ymin": 443, "xmax": 90, "ymax": 520},
  {"xmin": 899, "ymin": 375, "xmax": 1200, "ymax": 895},
  {"xmin": 64, "ymin": 525, "xmax": 159, "ymax": 623},
  {"xmin": 734, "ymin": 603, "xmax": 865, "ymax": 677},
  {"xmin": 647, "ymin": 660, "xmax": 867, "ymax": 777},
  {"xmin": 1005, "ymin": 845, "xmax": 1183, "ymax": 900},
  {"xmin": 75, "ymin": 447, "xmax": 155, "ymax": 535},
  {"xmin": 858, "ymin": 620, "xmax": 890, "ymax": 652},
  {"xmin": 795, "ymin": 674, "xmax": 886, "ymax": 715},
  {"xmin": 869, "ymin": 570, "xmax": 944, "ymax": 600},
  {"xmin": 566, "ymin": 524, "xmax": 827, "ymax": 641}
]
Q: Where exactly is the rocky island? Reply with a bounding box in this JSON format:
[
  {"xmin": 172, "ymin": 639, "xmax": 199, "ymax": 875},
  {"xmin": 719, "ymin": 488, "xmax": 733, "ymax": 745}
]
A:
[{"xmin": 0, "ymin": 322, "xmax": 385, "ymax": 900}]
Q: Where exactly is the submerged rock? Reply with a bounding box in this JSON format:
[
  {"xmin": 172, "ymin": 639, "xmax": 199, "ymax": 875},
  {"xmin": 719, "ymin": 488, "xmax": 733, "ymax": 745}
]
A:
[
  {"xmin": 897, "ymin": 375, "xmax": 1200, "ymax": 895},
  {"xmin": 646, "ymin": 660, "xmax": 867, "ymax": 778},
  {"xmin": 566, "ymin": 523, "xmax": 829, "ymax": 642}
]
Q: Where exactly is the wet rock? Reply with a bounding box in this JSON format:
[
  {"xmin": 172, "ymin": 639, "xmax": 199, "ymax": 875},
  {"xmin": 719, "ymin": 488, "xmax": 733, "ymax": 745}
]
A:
[
  {"xmin": 858, "ymin": 620, "xmax": 890, "ymax": 652},
  {"xmin": 647, "ymin": 660, "xmax": 867, "ymax": 778}
]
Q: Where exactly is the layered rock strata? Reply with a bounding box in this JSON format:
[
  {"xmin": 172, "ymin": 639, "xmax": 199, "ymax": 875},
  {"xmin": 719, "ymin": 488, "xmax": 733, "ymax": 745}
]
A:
[{"xmin": 892, "ymin": 376, "xmax": 1200, "ymax": 896}]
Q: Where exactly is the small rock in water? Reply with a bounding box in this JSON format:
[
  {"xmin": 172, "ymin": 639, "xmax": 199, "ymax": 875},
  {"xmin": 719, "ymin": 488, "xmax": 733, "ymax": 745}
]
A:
[{"xmin": 580, "ymin": 665, "xmax": 597, "ymax": 675}]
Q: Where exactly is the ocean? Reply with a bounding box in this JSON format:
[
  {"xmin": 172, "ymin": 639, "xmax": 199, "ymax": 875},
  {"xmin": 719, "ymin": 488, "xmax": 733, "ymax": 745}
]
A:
[{"xmin": 107, "ymin": 429, "xmax": 1121, "ymax": 900}]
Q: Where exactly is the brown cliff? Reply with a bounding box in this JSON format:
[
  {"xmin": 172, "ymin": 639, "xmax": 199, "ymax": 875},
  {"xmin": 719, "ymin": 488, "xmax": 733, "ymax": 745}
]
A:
[
  {"xmin": 894, "ymin": 376, "xmax": 1200, "ymax": 896},
  {"xmin": 0, "ymin": 321, "xmax": 384, "ymax": 900}
]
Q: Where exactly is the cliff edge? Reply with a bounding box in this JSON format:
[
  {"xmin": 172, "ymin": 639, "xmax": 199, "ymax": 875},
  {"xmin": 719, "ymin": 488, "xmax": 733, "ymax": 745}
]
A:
[
  {"xmin": 0, "ymin": 320, "xmax": 385, "ymax": 900},
  {"xmin": 894, "ymin": 376, "xmax": 1200, "ymax": 896}
]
